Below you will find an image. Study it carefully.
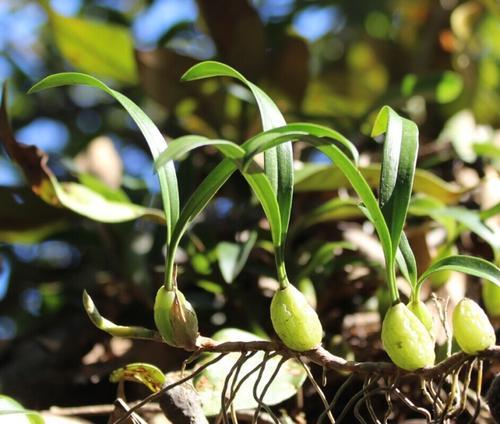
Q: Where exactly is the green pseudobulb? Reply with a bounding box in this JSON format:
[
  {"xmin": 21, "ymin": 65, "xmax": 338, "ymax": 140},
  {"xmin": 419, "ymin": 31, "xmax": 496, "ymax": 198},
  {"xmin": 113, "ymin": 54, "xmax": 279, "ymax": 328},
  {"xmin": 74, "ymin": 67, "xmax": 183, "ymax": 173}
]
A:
[
  {"xmin": 381, "ymin": 303, "xmax": 435, "ymax": 371},
  {"xmin": 452, "ymin": 298, "xmax": 495, "ymax": 354},
  {"xmin": 154, "ymin": 286, "xmax": 199, "ymax": 349},
  {"xmin": 482, "ymin": 280, "xmax": 500, "ymax": 318},
  {"xmin": 270, "ymin": 283, "xmax": 323, "ymax": 352},
  {"xmin": 407, "ymin": 299, "xmax": 434, "ymax": 335}
]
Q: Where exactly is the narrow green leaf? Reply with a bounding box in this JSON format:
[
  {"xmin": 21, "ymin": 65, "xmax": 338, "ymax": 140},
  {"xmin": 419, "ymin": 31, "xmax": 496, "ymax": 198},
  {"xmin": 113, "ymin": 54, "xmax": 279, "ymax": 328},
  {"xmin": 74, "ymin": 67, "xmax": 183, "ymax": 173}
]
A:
[
  {"xmin": 243, "ymin": 173, "xmax": 282, "ymax": 251},
  {"xmin": 161, "ymin": 123, "xmax": 359, "ymax": 287},
  {"xmin": 372, "ymin": 106, "xmax": 419, "ymax": 260},
  {"xmin": 217, "ymin": 231, "xmax": 258, "ymax": 283},
  {"xmin": 417, "ymin": 255, "xmax": 500, "ymax": 290},
  {"xmin": 165, "ymin": 160, "xmax": 237, "ymax": 287},
  {"xmin": 480, "ymin": 202, "xmax": 500, "ymax": 221},
  {"xmin": 397, "ymin": 233, "xmax": 418, "ymax": 287},
  {"xmin": 29, "ymin": 73, "xmax": 179, "ymax": 242},
  {"xmin": 182, "ymin": 61, "xmax": 293, "ymax": 256},
  {"xmin": 83, "ymin": 290, "xmax": 161, "ymax": 341},
  {"xmin": 155, "ymin": 135, "xmax": 245, "ymax": 170},
  {"xmin": 242, "ymin": 122, "xmax": 358, "ymax": 166}
]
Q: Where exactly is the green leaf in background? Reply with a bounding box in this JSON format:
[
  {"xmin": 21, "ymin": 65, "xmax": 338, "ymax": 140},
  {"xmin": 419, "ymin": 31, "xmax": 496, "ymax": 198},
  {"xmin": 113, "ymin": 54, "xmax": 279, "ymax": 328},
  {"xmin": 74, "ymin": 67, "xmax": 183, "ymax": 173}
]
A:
[
  {"xmin": 440, "ymin": 206, "xmax": 500, "ymax": 253},
  {"xmin": 217, "ymin": 231, "xmax": 258, "ymax": 284},
  {"xmin": 296, "ymin": 241, "xmax": 355, "ymax": 282},
  {"xmin": 0, "ymin": 188, "xmax": 69, "ymax": 244},
  {"xmin": 401, "ymin": 71, "xmax": 464, "ymax": 104},
  {"xmin": 41, "ymin": 2, "xmax": 137, "ymax": 84},
  {"xmin": 409, "ymin": 196, "xmax": 500, "ymax": 258},
  {"xmin": 291, "ymin": 197, "xmax": 362, "ymax": 236},
  {"xmin": 294, "ymin": 164, "xmax": 469, "ymax": 205},
  {"xmin": 110, "ymin": 363, "xmax": 165, "ymax": 393},
  {"xmin": 0, "ymin": 395, "xmax": 44, "ymax": 424},
  {"xmin": 193, "ymin": 329, "xmax": 306, "ymax": 416},
  {"xmin": 29, "ymin": 73, "xmax": 179, "ymax": 242},
  {"xmin": 182, "ymin": 61, "xmax": 294, "ymax": 266},
  {"xmin": 417, "ymin": 255, "xmax": 500, "ymax": 293}
]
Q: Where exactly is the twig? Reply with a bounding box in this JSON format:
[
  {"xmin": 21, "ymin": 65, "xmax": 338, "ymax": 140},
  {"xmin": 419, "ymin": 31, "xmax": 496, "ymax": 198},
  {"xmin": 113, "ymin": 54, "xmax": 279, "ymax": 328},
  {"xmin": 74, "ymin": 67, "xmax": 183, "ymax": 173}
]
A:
[
  {"xmin": 47, "ymin": 403, "xmax": 161, "ymax": 416},
  {"xmin": 197, "ymin": 337, "xmax": 500, "ymax": 378}
]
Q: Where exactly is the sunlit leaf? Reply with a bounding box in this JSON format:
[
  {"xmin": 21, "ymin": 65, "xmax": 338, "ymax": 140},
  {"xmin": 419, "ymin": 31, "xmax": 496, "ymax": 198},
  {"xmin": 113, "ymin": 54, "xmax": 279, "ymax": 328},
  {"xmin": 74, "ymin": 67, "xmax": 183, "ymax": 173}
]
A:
[
  {"xmin": 294, "ymin": 163, "xmax": 469, "ymax": 205},
  {"xmin": 110, "ymin": 363, "xmax": 165, "ymax": 393},
  {"xmin": 417, "ymin": 255, "xmax": 500, "ymax": 290},
  {"xmin": 41, "ymin": 3, "xmax": 137, "ymax": 84}
]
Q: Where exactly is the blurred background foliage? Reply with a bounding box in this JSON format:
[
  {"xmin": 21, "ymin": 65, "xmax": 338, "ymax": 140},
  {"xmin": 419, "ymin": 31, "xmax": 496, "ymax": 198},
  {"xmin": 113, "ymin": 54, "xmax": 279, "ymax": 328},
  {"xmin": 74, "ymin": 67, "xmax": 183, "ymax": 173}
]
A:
[{"xmin": 0, "ymin": 0, "xmax": 499, "ymax": 420}]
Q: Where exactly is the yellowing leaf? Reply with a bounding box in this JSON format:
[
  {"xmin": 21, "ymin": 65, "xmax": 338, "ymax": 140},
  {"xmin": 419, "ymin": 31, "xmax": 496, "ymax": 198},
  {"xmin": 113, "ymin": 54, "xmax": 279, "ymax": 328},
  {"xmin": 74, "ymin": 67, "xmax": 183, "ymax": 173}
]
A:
[{"xmin": 295, "ymin": 164, "xmax": 469, "ymax": 205}]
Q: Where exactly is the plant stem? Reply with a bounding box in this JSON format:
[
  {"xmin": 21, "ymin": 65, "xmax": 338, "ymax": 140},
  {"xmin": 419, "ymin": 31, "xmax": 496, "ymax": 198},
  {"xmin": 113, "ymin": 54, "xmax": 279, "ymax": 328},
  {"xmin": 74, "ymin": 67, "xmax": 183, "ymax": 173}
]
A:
[
  {"xmin": 165, "ymin": 242, "xmax": 178, "ymax": 291},
  {"xmin": 387, "ymin": 258, "xmax": 400, "ymax": 305},
  {"xmin": 275, "ymin": 245, "xmax": 288, "ymax": 289}
]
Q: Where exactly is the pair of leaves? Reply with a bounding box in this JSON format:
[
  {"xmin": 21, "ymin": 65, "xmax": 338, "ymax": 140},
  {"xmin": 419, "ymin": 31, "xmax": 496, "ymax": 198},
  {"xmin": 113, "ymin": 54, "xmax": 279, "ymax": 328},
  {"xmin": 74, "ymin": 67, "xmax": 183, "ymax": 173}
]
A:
[
  {"xmin": 180, "ymin": 62, "xmax": 293, "ymax": 283},
  {"xmin": 371, "ymin": 109, "xmax": 500, "ymax": 296},
  {"xmin": 156, "ymin": 124, "xmax": 359, "ymax": 286},
  {"xmin": 373, "ymin": 106, "xmax": 419, "ymax": 301}
]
